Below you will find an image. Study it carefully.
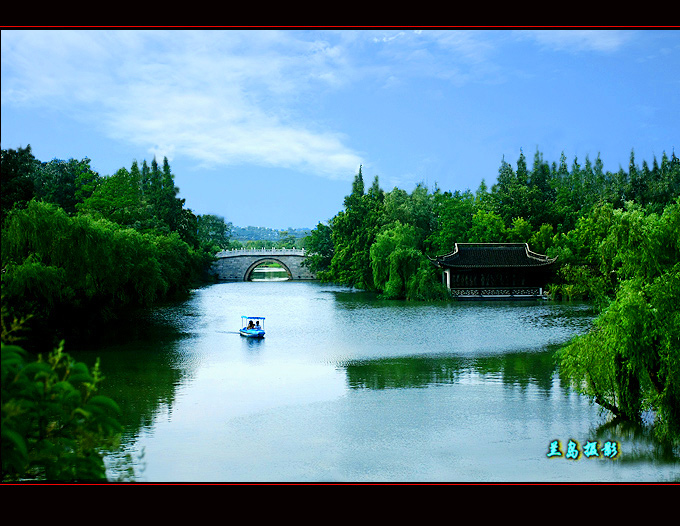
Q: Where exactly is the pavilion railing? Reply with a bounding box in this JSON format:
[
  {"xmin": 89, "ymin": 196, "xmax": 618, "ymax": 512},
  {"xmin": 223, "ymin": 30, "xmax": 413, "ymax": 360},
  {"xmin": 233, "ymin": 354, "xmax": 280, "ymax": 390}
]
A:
[{"xmin": 450, "ymin": 287, "xmax": 544, "ymax": 298}]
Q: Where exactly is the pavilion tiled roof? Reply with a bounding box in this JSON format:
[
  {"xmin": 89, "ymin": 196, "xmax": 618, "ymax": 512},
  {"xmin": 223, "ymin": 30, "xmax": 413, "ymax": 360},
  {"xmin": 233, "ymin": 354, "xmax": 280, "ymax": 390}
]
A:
[{"xmin": 429, "ymin": 243, "xmax": 557, "ymax": 269}]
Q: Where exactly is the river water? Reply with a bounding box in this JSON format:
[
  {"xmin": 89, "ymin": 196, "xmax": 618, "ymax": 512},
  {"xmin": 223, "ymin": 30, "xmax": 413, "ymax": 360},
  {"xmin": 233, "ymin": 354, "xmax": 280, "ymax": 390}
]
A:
[{"xmin": 86, "ymin": 280, "xmax": 678, "ymax": 483}]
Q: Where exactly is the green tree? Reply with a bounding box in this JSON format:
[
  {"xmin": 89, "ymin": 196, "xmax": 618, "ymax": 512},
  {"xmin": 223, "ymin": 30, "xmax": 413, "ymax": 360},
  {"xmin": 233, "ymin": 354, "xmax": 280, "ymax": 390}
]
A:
[
  {"xmin": 277, "ymin": 230, "xmax": 297, "ymax": 249},
  {"xmin": 2, "ymin": 201, "xmax": 204, "ymax": 346},
  {"xmin": 491, "ymin": 150, "xmax": 541, "ymax": 227},
  {"xmin": 78, "ymin": 166, "xmax": 149, "ymax": 228},
  {"xmin": 426, "ymin": 189, "xmax": 476, "ymax": 255},
  {"xmin": 196, "ymin": 214, "xmax": 232, "ymax": 251},
  {"xmin": 468, "ymin": 209, "xmax": 506, "ymax": 243},
  {"xmin": 1, "ymin": 146, "xmax": 37, "ymax": 224},
  {"xmin": 558, "ymin": 199, "xmax": 680, "ymax": 444},
  {"xmin": 529, "ymin": 223, "xmax": 554, "ymax": 255},
  {"xmin": 302, "ymin": 222, "xmax": 334, "ymax": 276},
  {"xmin": 475, "ymin": 179, "xmax": 493, "ymax": 211},
  {"xmin": 370, "ymin": 222, "xmax": 423, "ymax": 299},
  {"xmin": 506, "ymin": 217, "xmax": 533, "ymax": 243},
  {"xmin": 156, "ymin": 157, "xmax": 184, "ymax": 232},
  {"xmin": 548, "ymin": 202, "xmax": 619, "ymax": 303},
  {"xmin": 656, "ymin": 151, "xmax": 680, "ymax": 210},
  {"xmin": 528, "ymin": 149, "xmax": 557, "ymax": 227},
  {"xmin": 327, "ymin": 167, "xmax": 384, "ymax": 289},
  {"xmin": 580, "ymin": 154, "xmax": 601, "ymax": 212},
  {"xmin": 148, "ymin": 157, "xmax": 163, "ymax": 207},
  {"xmin": 1, "ymin": 341, "xmax": 122, "ymax": 481},
  {"xmin": 370, "ymin": 220, "xmax": 448, "ymax": 301},
  {"xmin": 32, "ymin": 158, "xmax": 100, "ymax": 215},
  {"xmin": 141, "ymin": 159, "xmax": 152, "ymax": 196},
  {"xmin": 382, "ymin": 183, "xmax": 435, "ymax": 250}
]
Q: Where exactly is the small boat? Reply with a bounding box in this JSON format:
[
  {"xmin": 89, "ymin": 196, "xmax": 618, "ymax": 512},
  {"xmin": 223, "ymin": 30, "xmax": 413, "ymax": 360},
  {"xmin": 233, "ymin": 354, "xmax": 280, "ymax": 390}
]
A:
[{"xmin": 239, "ymin": 316, "xmax": 265, "ymax": 338}]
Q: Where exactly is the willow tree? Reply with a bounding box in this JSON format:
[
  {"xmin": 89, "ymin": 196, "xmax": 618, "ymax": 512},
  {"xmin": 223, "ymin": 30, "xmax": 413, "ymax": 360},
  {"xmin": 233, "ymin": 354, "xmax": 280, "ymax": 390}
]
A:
[
  {"xmin": 558, "ymin": 199, "xmax": 680, "ymax": 444},
  {"xmin": 370, "ymin": 221, "xmax": 421, "ymax": 299},
  {"xmin": 1, "ymin": 200, "xmax": 200, "ymax": 347}
]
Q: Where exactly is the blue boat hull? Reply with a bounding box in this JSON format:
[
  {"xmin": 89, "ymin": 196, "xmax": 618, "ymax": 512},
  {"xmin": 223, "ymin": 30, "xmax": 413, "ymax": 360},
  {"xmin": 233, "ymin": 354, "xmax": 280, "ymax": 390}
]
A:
[{"xmin": 240, "ymin": 329, "xmax": 265, "ymax": 338}]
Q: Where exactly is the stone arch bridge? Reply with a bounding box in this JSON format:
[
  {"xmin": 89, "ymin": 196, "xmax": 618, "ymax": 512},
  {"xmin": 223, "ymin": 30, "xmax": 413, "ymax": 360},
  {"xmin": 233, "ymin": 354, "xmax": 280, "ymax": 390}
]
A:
[{"xmin": 212, "ymin": 248, "xmax": 316, "ymax": 281}]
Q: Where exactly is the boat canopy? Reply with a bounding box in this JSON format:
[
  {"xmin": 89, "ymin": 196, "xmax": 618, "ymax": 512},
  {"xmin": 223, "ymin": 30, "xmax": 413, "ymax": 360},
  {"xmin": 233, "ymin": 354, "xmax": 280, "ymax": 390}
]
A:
[{"xmin": 240, "ymin": 315, "xmax": 266, "ymax": 338}]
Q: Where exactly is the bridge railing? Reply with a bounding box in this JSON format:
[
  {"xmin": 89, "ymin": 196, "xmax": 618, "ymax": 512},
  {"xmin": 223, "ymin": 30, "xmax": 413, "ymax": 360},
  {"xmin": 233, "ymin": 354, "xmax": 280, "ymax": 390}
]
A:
[{"xmin": 216, "ymin": 248, "xmax": 307, "ymax": 258}]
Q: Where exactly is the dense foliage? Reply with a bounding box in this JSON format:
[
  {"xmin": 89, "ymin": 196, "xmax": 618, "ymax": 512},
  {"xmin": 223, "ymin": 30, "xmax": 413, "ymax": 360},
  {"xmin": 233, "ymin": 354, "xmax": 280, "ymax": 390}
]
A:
[
  {"xmin": 1, "ymin": 145, "xmax": 226, "ymax": 348},
  {"xmin": 557, "ymin": 200, "xmax": 680, "ymax": 444},
  {"xmin": 2, "ymin": 140, "xmax": 678, "ymax": 474},
  {"xmin": 2, "ymin": 200, "xmax": 204, "ymax": 344},
  {"xmin": 310, "ymin": 149, "xmax": 679, "ymax": 299},
  {"xmin": 2, "ymin": 341, "xmax": 122, "ymax": 481},
  {"xmin": 1, "ymin": 145, "xmax": 232, "ymax": 481},
  {"xmin": 309, "ymin": 149, "xmax": 679, "ymax": 443}
]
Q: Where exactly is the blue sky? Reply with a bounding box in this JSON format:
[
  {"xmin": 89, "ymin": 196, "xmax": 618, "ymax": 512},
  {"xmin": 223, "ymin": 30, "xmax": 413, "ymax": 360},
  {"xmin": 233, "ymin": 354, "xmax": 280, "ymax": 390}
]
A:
[{"xmin": 2, "ymin": 29, "xmax": 679, "ymax": 230}]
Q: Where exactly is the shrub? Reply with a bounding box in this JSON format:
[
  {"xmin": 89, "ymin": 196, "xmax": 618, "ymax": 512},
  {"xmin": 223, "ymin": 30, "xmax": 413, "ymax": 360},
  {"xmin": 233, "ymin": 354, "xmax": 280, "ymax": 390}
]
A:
[{"xmin": 1, "ymin": 342, "xmax": 122, "ymax": 481}]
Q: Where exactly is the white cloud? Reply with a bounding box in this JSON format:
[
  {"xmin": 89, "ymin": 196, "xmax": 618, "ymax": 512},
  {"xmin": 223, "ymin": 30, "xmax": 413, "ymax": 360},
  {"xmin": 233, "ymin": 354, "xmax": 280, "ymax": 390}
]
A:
[
  {"xmin": 1, "ymin": 29, "xmax": 363, "ymax": 180},
  {"xmin": 516, "ymin": 29, "xmax": 633, "ymax": 53},
  {"xmin": 366, "ymin": 29, "xmax": 503, "ymax": 87}
]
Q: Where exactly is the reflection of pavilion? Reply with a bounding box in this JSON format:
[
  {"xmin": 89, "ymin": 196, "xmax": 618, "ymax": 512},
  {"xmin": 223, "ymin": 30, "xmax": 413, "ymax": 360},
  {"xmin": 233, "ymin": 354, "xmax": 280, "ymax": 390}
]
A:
[{"xmin": 429, "ymin": 243, "xmax": 557, "ymax": 300}]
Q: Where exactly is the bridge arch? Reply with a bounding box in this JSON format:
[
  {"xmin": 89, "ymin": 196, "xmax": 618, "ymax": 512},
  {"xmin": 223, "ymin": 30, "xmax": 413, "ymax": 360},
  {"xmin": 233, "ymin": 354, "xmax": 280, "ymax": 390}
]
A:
[
  {"xmin": 211, "ymin": 248, "xmax": 316, "ymax": 281},
  {"xmin": 244, "ymin": 258, "xmax": 293, "ymax": 281}
]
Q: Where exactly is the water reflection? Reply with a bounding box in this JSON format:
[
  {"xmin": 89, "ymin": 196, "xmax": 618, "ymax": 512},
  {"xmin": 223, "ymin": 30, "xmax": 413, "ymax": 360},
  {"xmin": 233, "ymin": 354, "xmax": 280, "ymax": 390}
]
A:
[
  {"xmin": 617, "ymin": 431, "xmax": 679, "ymax": 471},
  {"xmin": 343, "ymin": 348, "xmax": 561, "ymax": 393},
  {"xmin": 75, "ymin": 282, "xmax": 678, "ymax": 482},
  {"xmin": 76, "ymin": 302, "xmax": 203, "ymax": 438}
]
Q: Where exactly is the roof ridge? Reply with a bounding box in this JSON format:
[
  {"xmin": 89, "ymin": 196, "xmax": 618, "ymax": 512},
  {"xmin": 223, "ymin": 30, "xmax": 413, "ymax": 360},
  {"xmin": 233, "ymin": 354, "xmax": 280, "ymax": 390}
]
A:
[{"xmin": 429, "ymin": 242, "xmax": 557, "ymax": 268}]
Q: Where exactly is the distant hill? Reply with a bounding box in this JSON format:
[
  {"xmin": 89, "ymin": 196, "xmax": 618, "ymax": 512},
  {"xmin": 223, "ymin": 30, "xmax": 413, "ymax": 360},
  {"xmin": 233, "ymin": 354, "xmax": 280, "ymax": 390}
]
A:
[{"xmin": 231, "ymin": 225, "xmax": 312, "ymax": 241}]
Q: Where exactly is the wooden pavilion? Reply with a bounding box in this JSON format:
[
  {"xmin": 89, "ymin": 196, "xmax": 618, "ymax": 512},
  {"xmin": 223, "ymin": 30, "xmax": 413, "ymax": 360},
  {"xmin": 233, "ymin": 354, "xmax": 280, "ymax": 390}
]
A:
[{"xmin": 428, "ymin": 243, "xmax": 557, "ymax": 299}]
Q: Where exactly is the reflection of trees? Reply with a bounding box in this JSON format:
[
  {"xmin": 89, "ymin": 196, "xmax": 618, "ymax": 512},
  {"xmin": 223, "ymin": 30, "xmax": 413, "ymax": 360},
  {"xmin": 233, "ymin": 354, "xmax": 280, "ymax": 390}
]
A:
[
  {"xmin": 473, "ymin": 348, "xmax": 559, "ymax": 393},
  {"xmin": 344, "ymin": 348, "xmax": 559, "ymax": 394},
  {"xmin": 594, "ymin": 418, "xmax": 680, "ymax": 468},
  {"xmin": 97, "ymin": 344, "xmax": 184, "ymax": 435},
  {"xmin": 345, "ymin": 355, "xmax": 466, "ymax": 390},
  {"xmin": 73, "ymin": 310, "xmax": 194, "ymax": 438}
]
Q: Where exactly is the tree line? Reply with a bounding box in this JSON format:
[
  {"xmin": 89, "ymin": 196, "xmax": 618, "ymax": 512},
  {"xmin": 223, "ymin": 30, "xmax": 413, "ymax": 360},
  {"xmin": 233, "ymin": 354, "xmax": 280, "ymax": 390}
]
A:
[
  {"xmin": 304, "ymin": 148, "xmax": 679, "ymax": 445},
  {"xmin": 1, "ymin": 145, "xmax": 242, "ymax": 481},
  {"xmin": 1, "ymin": 145, "xmax": 234, "ymax": 349},
  {"xmin": 306, "ymin": 149, "xmax": 679, "ymax": 298},
  {"xmin": 1, "ymin": 142, "xmax": 678, "ymax": 479}
]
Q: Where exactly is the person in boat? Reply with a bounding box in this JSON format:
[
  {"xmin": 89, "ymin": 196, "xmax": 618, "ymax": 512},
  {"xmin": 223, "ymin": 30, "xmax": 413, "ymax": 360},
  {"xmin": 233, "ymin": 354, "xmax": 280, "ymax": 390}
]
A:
[
  {"xmin": 247, "ymin": 320, "xmax": 255, "ymax": 329},
  {"xmin": 255, "ymin": 321, "xmax": 261, "ymax": 330}
]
